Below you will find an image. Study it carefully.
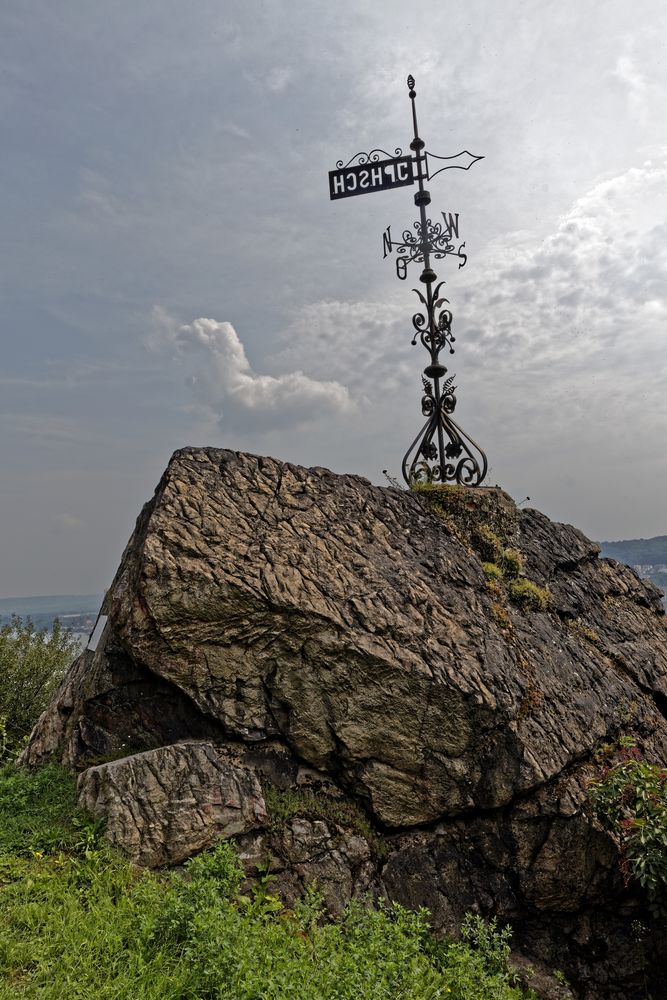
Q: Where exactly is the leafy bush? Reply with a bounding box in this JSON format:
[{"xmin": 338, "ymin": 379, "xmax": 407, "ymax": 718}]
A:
[
  {"xmin": 589, "ymin": 739, "xmax": 667, "ymax": 915},
  {"xmin": 0, "ymin": 766, "xmax": 538, "ymax": 999},
  {"xmin": 0, "ymin": 616, "xmax": 79, "ymax": 759}
]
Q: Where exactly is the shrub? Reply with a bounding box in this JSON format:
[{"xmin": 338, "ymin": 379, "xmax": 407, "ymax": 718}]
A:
[
  {"xmin": 589, "ymin": 740, "xmax": 667, "ymax": 915},
  {"xmin": 566, "ymin": 618, "xmax": 600, "ymax": 644},
  {"xmin": 0, "ymin": 616, "xmax": 79, "ymax": 759},
  {"xmin": 264, "ymin": 785, "xmax": 389, "ymax": 859}
]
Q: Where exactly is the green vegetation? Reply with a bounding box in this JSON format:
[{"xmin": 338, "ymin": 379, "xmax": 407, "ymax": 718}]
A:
[
  {"xmin": 410, "ymin": 483, "xmax": 469, "ymax": 546},
  {"xmin": 409, "ymin": 483, "xmax": 519, "ymax": 549},
  {"xmin": 482, "ymin": 562, "xmax": 503, "ymax": 583},
  {"xmin": 589, "ymin": 738, "xmax": 667, "ymax": 917},
  {"xmin": 0, "ymin": 765, "xmax": 538, "ymax": 999},
  {"xmin": 499, "ymin": 548, "xmax": 524, "ymax": 580},
  {"xmin": 565, "ymin": 618, "xmax": 600, "ymax": 645},
  {"xmin": 475, "ymin": 525, "xmax": 504, "ymax": 563},
  {"xmin": 506, "ymin": 578, "xmax": 550, "ymax": 612},
  {"xmin": 0, "ymin": 763, "xmax": 86, "ymax": 856},
  {"xmin": 491, "ymin": 601, "xmax": 513, "ymax": 632},
  {"xmin": 474, "ymin": 526, "xmax": 548, "ymax": 613},
  {"xmin": 0, "ymin": 616, "xmax": 79, "ymax": 760},
  {"xmin": 264, "ymin": 785, "xmax": 389, "ymax": 860}
]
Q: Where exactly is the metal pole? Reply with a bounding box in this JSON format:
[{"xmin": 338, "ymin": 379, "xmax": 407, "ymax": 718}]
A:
[{"xmin": 407, "ymin": 77, "xmax": 447, "ymax": 477}]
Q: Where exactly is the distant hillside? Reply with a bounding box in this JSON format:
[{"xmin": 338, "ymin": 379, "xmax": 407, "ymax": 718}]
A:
[
  {"xmin": 598, "ymin": 536, "xmax": 666, "ymax": 605},
  {"xmin": 0, "ymin": 594, "xmax": 103, "ymax": 636},
  {"xmin": 598, "ymin": 535, "xmax": 667, "ymax": 567}
]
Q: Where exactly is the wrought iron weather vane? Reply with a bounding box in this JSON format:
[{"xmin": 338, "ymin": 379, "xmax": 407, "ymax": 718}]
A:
[{"xmin": 328, "ymin": 75, "xmax": 488, "ymax": 487}]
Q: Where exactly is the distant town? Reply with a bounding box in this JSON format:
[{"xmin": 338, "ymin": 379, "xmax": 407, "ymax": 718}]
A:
[{"xmin": 0, "ymin": 593, "xmax": 103, "ymax": 644}]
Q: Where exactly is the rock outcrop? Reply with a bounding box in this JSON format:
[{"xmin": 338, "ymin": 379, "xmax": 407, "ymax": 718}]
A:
[
  {"xmin": 77, "ymin": 741, "xmax": 266, "ymax": 866},
  {"xmin": 21, "ymin": 448, "xmax": 667, "ymax": 999}
]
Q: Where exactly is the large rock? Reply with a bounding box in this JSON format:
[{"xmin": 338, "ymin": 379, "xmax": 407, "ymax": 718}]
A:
[
  {"xmin": 77, "ymin": 741, "xmax": 266, "ymax": 866},
  {"xmin": 21, "ymin": 448, "xmax": 667, "ymax": 999}
]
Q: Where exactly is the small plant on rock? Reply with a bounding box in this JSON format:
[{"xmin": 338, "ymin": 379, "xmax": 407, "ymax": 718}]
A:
[
  {"xmin": 263, "ymin": 785, "xmax": 389, "ymax": 860},
  {"xmin": 475, "ymin": 525, "xmax": 504, "ymax": 563},
  {"xmin": 482, "ymin": 562, "xmax": 503, "ymax": 582},
  {"xmin": 499, "ymin": 547, "xmax": 524, "ymax": 580},
  {"xmin": 507, "ymin": 578, "xmax": 550, "ymax": 611}
]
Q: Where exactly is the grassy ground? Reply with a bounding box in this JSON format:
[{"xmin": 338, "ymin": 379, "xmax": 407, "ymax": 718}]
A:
[{"xmin": 0, "ymin": 764, "xmax": 537, "ymax": 1000}]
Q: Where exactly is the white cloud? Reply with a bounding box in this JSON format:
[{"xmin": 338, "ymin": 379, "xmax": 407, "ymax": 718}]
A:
[
  {"xmin": 610, "ymin": 30, "xmax": 667, "ymax": 129},
  {"xmin": 457, "ymin": 156, "xmax": 667, "ymax": 385},
  {"xmin": 76, "ymin": 169, "xmax": 128, "ymax": 225},
  {"xmin": 272, "ymin": 297, "xmax": 411, "ymax": 393},
  {"xmin": 150, "ymin": 311, "xmax": 354, "ymax": 431},
  {"xmin": 267, "ymin": 157, "xmax": 667, "ymax": 516},
  {"xmin": 220, "ymin": 120, "xmax": 252, "ymax": 141},
  {"xmin": 613, "ymin": 55, "xmax": 648, "ymax": 122},
  {"xmin": 266, "ymin": 66, "xmax": 293, "ymax": 94}
]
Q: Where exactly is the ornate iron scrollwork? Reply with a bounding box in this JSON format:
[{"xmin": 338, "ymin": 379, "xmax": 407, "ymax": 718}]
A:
[
  {"xmin": 410, "ymin": 283, "xmax": 455, "ymax": 353},
  {"xmin": 395, "ymin": 218, "xmax": 467, "ymax": 269},
  {"xmin": 336, "ymin": 148, "xmax": 403, "ymax": 169},
  {"xmin": 401, "ymin": 290, "xmax": 487, "ymax": 487}
]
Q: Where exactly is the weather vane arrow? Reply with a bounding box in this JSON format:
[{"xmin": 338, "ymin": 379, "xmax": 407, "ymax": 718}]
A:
[
  {"xmin": 425, "ymin": 149, "xmax": 484, "ymax": 177},
  {"xmin": 328, "ymin": 75, "xmax": 487, "ymax": 487}
]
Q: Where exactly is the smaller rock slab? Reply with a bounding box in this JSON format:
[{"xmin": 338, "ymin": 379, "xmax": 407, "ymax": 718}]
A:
[{"xmin": 77, "ymin": 741, "xmax": 266, "ymax": 866}]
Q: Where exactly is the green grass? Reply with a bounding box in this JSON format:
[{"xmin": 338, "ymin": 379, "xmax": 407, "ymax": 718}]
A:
[
  {"xmin": 0, "ymin": 764, "xmax": 84, "ymax": 855},
  {"xmin": 0, "ymin": 766, "xmax": 538, "ymax": 999}
]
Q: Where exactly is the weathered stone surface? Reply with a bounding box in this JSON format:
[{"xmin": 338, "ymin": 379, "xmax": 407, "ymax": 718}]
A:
[
  {"xmin": 20, "ymin": 448, "xmax": 667, "ymax": 999},
  {"xmin": 77, "ymin": 741, "xmax": 266, "ymax": 866},
  {"xmin": 237, "ymin": 817, "xmax": 377, "ymax": 919}
]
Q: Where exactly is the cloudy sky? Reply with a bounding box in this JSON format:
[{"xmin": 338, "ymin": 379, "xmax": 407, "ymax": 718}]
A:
[{"xmin": 1, "ymin": 1, "xmax": 666, "ymax": 597}]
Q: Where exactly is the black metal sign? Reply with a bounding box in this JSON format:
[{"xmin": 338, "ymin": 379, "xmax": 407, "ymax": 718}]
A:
[
  {"xmin": 329, "ymin": 154, "xmax": 415, "ymax": 200},
  {"xmin": 328, "ymin": 77, "xmax": 487, "ymax": 487}
]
